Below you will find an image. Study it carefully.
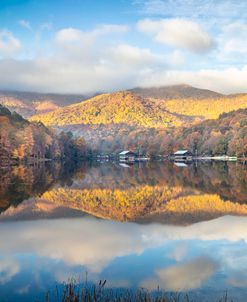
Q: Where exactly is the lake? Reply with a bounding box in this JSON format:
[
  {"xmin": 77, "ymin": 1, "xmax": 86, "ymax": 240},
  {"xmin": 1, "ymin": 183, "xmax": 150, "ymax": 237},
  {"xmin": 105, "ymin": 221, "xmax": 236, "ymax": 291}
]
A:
[{"xmin": 0, "ymin": 161, "xmax": 247, "ymax": 301}]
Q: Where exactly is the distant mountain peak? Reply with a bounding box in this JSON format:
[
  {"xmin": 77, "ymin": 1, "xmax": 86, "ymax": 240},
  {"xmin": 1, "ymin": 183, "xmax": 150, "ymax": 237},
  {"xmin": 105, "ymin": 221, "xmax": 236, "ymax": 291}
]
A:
[{"xmin": 129, "ymin": 84, "xmax": 223, "ymax": 100}]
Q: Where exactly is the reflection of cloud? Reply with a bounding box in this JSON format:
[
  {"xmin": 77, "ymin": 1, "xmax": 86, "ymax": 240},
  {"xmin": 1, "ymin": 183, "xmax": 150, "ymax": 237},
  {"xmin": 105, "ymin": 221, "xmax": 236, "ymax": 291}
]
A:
[
  {"xmin": 106, "ymin": 279, "xmax": 130, "ymax": 288},
  {"xmin": 169, "ymin": 243, "xmax": 188, "ymax": 262},
  {"xmin": 0, "ymin": 218, "xmax": 147, "ymax": 274},
  {"xmin": 143, "ymin": 216, "xmax": 247, "ymax": 244},
  {"xmin": 16, "ymin": 284, "xmax": 30, "ymax": 294},
  {"xmin": 141, "ymin": 257, "xmax": 218, "ymax": 291},
  {"xmin": 227, "ymin": 271, "xmax": 247, "ymax": 288},
  {"xmin": 0, "ymin": 216, "xmax": 246, "ymax": 277},
  {"xmin": 0, "ymin": 258, "xmax": 20, "ymax": 284}
]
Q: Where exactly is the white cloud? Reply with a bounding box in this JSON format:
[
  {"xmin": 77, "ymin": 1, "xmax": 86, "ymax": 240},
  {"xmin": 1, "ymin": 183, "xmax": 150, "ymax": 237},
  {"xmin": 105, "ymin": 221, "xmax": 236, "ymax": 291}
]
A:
[
  {"xmin": 135, "ymin": 66, "xmax": 247, "ymax": 94},
  {"xmin": 0, "ymin": 55, "xmax": 247, "ymax": 94},
  {"xmin": 56, "ymin": 24, "xmax": 128, "ymax": 45},
  {"xmin": 19, "ymin": 20, "xmax": 31, "ymax": 30},
  {"xmin": 137, "ymin": 18, "xmax": 215, "ymax": 53},
  {"xmin": 56, "ymin": 28, "xmax": 84, "ymax": 44},
  {"xmin": 0, "ymin": 30, "xmax": 21, "ymax": 57},
  {"xmin": 0, "ymin": 23, "xmax": 245, "ymax": 94},
  {"xmin": 220, "ymin": 22, "xmax": 247, "ymax": 55},
  {"xmin": 109, "ymin": 44, "xmax": 166, "ymax": 69},
  {"xmin": 141, "ymin": 256, "xmax": 218, "ymax": 291}
]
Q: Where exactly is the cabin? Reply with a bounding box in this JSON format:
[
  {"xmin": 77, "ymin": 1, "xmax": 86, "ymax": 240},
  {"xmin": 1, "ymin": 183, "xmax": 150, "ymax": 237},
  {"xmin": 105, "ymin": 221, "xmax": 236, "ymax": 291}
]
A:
[
  {"xmin": 171, "ymin": 150, "xmax": 193, "ymax": 161},
  {"xmin": 119, "ymin": 151, "xmax": 137, "ymax": 162}
]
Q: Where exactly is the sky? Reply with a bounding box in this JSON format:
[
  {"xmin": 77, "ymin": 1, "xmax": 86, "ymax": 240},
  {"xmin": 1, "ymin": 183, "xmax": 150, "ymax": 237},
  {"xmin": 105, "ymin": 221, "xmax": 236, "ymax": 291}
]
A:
[{"xmin": 0, "ymin": 0, "xmax": 247, "ymax": 94}]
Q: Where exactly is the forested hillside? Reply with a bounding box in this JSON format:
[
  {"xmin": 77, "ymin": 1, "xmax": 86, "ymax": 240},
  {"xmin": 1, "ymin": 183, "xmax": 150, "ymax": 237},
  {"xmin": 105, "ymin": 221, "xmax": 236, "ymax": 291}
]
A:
[
  {"xmin": 2, "ymin": 86, "xmax": 247, "ymax": 159},
  {"xmin": 59, "ymin": 108, "xmax": 247, "ymax": 157},
  {"xmin": 163, "ymin": 95, "xmax": 247, "ymax": 119},
  {"xmin": 0, "ymin": 90, "xmax": 88, "ymax": 118},
  {"xmin": 30, "ymin": 89, "xmax": 247, "ymax": 127},
  {"xmin": 171, "ymin": 109, "xmax": 247, "ymax": 156},
  {"xmin": 30, "ymin": 91, "xmax": 196, "ymax": 128},
  {"xmin": 0, "ymin": 105, "xmax": 86, "ymax": 166}
]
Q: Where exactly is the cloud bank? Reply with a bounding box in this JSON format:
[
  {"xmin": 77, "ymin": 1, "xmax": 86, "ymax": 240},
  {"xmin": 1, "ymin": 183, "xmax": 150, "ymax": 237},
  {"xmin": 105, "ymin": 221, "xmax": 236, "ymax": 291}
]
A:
[
  {"xmin": 0, "ymin": 18, "xmax": 246, "ymax": 94},
  {"xmin": 137, "ymin": 18, "xmax": 215, "ymax": 53}
]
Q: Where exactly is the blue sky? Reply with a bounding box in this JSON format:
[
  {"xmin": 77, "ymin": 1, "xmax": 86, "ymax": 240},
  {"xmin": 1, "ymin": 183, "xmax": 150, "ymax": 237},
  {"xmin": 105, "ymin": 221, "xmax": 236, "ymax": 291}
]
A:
[{"xmin": 0, "ymin": 0, "xmax": 247, "ymax": 94}]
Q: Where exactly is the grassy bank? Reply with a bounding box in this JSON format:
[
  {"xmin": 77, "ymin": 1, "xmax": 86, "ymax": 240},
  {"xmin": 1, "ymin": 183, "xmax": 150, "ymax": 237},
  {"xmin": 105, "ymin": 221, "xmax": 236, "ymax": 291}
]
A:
[{"xmin": 43, "ymin": 280, "xmax": 233, "ymax": 302}]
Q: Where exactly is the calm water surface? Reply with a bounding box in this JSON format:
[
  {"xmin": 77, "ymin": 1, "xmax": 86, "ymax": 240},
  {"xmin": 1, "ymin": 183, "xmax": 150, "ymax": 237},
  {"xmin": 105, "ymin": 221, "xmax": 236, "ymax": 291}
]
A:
[{"xmin": 0, "ymin": 161, "xmax": 247, "ymax": 301}]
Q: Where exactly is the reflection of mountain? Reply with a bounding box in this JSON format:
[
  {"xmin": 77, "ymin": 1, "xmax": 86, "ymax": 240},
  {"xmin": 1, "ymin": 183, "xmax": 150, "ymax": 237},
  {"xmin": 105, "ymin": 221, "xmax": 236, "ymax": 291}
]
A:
[
  {"xmin": 9, "ymin": 189, "xmax": 245, "ymax": 224},
  {"xmin": 0, "ymin": 162, "xmax": 246, "ymax": 223}
]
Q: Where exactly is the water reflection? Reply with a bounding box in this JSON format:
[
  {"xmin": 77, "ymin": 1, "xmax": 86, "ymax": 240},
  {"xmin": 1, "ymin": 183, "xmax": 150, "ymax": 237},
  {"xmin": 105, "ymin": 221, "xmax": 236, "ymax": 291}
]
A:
[
  {"xmin": 0, "ymin": 161, "xmax": 247, "ymax": 301},
  {"xmin": 0, "ymin": 216, "xmax": 247, "ymax": 301},
  {"xmin": 0, "ymin": 161, "xmax": 246, "ymax": 223}
]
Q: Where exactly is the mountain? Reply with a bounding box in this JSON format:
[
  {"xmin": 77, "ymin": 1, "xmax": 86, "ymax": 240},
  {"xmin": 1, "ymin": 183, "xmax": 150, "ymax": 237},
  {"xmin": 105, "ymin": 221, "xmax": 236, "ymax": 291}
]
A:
[
  {"xmin": 0, "ymin": 90, "xmax": 90, "ymax": 118},
  {"xmin": 0, "ymin": 104, "xmax": 86, "ymax": 165},
  {"xmin": 30, "ymin": 91, "xmax": 196, "ymax": 128},
  {"xmin": 2, "ymin": 85, "xmax": 247, "ymax": 120},
  {"xmin": 0, "ymin": 104, "xmax": 61, "ymax": 165},
  {"xmin": 130, "ymin": 84, "xmax": 224, "ymax": 100},
  {"xmin": 170, "ymin": 108, "xmax": 247, "ymax": 157},
  {"xmin": 30, "ymin": 88, "xmax": 247, "ymax": 128},
  {"xmin": 29, "ymin": 89, "xmax": 247, "ymax": 156}
]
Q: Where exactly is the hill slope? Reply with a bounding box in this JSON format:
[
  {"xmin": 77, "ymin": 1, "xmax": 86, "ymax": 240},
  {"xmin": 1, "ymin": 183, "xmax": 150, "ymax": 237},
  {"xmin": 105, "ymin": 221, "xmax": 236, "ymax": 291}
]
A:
[
  {"xmin": 170, "ymin": 108, "xmax": 247, "ymax": 156},
  {"xmin": 0, "ymin": 105, "xmax": 86, "ymax": 165},
  {"xmin": 29, "ymin": 89, "xmax": 247, "ymax": 156},
  {"xmin": 0, "ymin": 105, "xmax": 62, "ymax": 164},
  {"xmin": 30, "ymin": 91, "xmax": 196, "ymax": 128},
  {"xmin": 0, "ymin": 90, "xmax": 89, "ymax": 118},
  {"xmin": 46, "ymin": 108, "xmax": 246, "ymax": 157},
  {"xmin": 2, "ymin": 85, "xmax": 247, "ymax": 120},
  {"xmin": 30, "ymin": 88, "xmax": 247, "ymax": 129}
]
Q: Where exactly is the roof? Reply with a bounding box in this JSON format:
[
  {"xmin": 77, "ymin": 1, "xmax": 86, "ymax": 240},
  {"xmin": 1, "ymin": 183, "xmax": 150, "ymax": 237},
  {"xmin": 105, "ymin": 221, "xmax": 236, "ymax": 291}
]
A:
[
  {"xmin": 119, "ymin": 150, "xmax": 135, "ymax": 155},
  {"xmin": 174, "ymin": 162, "xmax": 188, "ymax": 167},
  {"xmin": 173, "ymin": 150, "xmax": 190, "ymax": 155}
]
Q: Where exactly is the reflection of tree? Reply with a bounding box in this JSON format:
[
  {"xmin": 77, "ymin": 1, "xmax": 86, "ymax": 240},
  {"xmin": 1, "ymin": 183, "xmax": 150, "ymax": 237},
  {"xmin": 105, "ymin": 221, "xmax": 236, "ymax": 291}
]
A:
[
  {"xmin": 68, "ymin": 162, "xmax": 247, "ymax": 204},
  {"xmin": 0, "ymin": 161, "xmax": 246, "ymax": 222},
  {"xmin": 0, "ymin": 161, "xmax": 86, "ymax": 214}
]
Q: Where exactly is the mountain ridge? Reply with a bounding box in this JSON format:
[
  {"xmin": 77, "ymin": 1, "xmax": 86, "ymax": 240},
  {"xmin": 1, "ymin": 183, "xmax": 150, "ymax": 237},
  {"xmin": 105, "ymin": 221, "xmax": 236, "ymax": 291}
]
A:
[
  {"xmin": 0, "ymin": 90, "xmax": 91, "ymax": 118},
  {"xmin": 30, "ymin": 88, "xmax": 247, "ymax": 128},
  {"xmin": 129, "ymin": 84, "xmax": 224, "ymax": 100},
  {"xmin": 2, "ymin": 85, "xmax": 247, "ymax": 119},
  {"xmin": 30, "ymin": 91, "xmax": 197, "ymax": 128}
]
